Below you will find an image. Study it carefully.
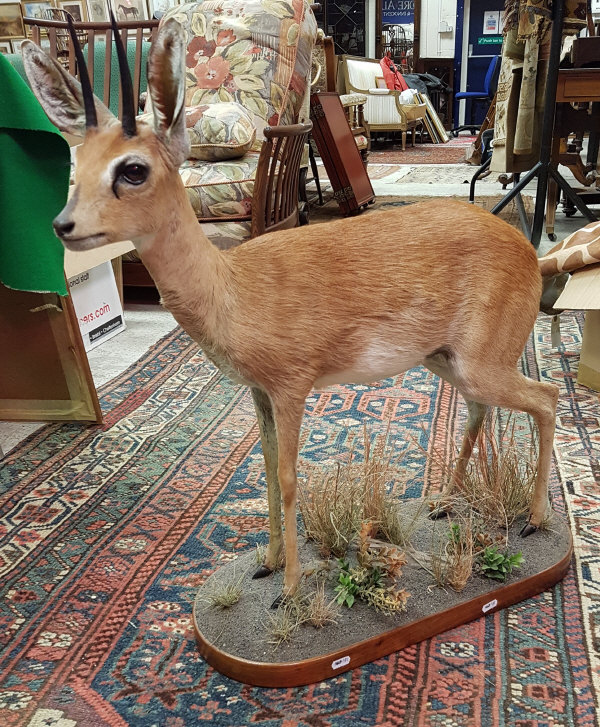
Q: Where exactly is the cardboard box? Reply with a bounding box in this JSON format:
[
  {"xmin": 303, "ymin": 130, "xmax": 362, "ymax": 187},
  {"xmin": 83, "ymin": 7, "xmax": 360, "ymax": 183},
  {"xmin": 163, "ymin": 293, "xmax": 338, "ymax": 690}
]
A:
[
  {"xmin": 555, "ymin": 265, "xmax": 600, "ymax": 391},
  {"xmin": 63, "ymin": 239, "xmax": 135, "ymax": 279}
]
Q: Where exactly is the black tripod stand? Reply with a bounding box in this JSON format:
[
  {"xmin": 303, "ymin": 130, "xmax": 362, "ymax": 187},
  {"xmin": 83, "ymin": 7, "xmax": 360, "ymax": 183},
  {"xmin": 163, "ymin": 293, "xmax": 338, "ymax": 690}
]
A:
[{"xmin": 490, "ymin": 0, "xmax": 597, "ymax": 248}]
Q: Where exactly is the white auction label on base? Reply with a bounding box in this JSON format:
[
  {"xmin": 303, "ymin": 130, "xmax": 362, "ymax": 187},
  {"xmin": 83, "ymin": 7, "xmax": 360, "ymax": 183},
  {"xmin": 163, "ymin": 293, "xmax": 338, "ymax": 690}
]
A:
[
  {"xmin": 482, "ymin": 599, "xmax": 498, "ymax": 614},
  {"xmin": 331, "ymin": 656, "xmax": 350, "ymax": 670},
  {"xmin": 68, "ymin": 261, "xmax": 125, "ymax": 352}
]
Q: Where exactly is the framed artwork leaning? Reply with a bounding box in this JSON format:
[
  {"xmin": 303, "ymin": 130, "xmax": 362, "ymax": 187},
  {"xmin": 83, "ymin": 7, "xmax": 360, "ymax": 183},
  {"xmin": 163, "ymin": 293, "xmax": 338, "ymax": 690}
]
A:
[
  {"xmin": 0, "ymin": 3, "xmax": 25, "ymax": 39},
  {"xmin": 10, "ymin": 36, "xmax": 26, "ymax": 51},
  {"xmin": 58, "ymin": 0, "xmax": 87, "ymax": 21},
  {"xmin": 111, "ymin": 0, "xmax": 146, "ymax": 21},
  {"xmin": 21, "ymin": 0, "xmax": 54, "ymax": 19},
  {"xmin": 87, "ymin": 0, "xmax": 108, "ymax": 21},
  {"xmin": 146, "ymin": 0, "xmax": 178, "ymax": 18},
  {"xmin": 0, "ymin": 40, "xmax": 13, "ymax": 52}
]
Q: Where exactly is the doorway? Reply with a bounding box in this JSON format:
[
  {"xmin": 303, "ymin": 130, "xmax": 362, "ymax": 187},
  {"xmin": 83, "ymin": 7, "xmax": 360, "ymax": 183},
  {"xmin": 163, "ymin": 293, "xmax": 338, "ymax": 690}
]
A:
[{"xmin": 455, "ymin": 0, "xmax": 503, "ymax": 126}]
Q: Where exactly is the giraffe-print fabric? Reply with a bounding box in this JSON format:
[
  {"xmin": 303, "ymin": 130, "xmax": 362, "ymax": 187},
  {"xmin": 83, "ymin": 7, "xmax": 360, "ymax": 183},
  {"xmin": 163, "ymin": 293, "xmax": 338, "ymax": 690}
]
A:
[{"xmin": 538, "ymin": 220, "xmax": 600, "ymax": 276}]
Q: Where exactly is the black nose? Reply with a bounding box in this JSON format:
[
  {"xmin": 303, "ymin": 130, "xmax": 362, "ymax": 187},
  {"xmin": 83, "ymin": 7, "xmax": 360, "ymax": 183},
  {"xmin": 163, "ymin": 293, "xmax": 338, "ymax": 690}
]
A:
[{"xmin": 53, "ymin": 216, "xmax": 75, "ymax": 237}]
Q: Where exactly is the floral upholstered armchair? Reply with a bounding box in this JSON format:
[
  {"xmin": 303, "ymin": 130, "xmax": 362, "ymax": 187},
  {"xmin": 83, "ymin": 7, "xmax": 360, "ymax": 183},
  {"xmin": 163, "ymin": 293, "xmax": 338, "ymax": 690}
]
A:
[{"xmin": 154, "ymin": 0, "xmax": 317, "ymax": 248}]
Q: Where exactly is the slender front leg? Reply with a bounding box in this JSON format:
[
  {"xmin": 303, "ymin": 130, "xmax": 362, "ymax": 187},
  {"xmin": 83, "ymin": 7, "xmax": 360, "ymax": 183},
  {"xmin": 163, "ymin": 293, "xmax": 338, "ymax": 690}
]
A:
[
  {"xmin": 271, "ymin": 394, "xmax": 307, "ymax": 605},
  {"xmin": 250, "ymin": 388, "xmax": 282, "ymax": 578}
]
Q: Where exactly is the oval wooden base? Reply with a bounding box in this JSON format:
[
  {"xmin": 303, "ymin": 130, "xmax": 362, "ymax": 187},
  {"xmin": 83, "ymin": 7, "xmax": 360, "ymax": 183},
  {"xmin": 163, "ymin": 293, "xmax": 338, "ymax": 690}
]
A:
[{"xmin": 193, "ymin": 515, "xmax": 573, "ymax": 688}]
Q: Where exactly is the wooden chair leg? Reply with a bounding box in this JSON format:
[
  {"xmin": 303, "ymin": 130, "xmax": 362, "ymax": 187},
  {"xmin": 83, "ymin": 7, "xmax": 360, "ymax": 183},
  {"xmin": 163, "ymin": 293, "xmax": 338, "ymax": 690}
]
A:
[{"xmin": 402, "ymin": 131, "xmax": 407, "ymax": 151}]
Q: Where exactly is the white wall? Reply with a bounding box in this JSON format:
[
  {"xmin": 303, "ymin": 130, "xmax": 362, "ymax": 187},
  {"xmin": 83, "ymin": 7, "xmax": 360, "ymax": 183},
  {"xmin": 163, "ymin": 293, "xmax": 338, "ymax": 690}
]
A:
[
  {"xmin": 366, "ymin": 0, "xmax": 376, "ymax": 58},
  {"xmin": 419, "ymin": 0, "xmax": 457, "ymax": 59}
]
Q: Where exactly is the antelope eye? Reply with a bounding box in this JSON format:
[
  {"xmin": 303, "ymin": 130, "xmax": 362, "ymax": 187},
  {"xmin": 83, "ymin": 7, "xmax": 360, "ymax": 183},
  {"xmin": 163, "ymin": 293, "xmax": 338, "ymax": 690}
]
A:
[{"xmin": 120, "ymin": 163, "xmax": 148, "ymax": 185}]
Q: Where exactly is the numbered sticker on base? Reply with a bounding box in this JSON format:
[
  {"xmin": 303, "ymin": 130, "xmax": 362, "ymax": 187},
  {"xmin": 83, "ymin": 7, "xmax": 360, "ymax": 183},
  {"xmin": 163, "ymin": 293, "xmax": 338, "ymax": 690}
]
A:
[
  {"xmin": 482, "ymin": 599, "xmax": 498, "ymax": 614},
  {"xmin": 331, "ymin": 656, "xmax": 350, "ymax": 671}
]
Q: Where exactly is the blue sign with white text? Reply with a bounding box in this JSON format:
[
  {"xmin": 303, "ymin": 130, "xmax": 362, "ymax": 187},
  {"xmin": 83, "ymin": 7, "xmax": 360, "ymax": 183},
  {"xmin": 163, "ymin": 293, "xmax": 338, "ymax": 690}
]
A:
[{"xmin": 382, "ymin": 0, "xmax": 414, "ymax": 25}]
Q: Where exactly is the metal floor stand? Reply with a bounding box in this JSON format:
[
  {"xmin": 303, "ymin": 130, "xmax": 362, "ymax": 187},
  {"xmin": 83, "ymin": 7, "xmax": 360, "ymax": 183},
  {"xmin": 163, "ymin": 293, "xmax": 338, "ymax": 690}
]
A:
[{"xmin": 488, "ymin": 0, "xmax": 597, "ymax": 248}]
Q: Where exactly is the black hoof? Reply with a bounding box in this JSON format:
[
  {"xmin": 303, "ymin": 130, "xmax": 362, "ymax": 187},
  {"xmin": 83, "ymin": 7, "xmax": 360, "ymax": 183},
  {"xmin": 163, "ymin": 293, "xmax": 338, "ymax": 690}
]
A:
[
  {"xmin": 271, "ymin": 593, "xmax": 287, "ymax": 610},
  {"xmin": 520, "ymin": 521, "xmax": 538, "ymax": 538},
  {"xmin": 429, "ymin": 507, "xmax": 450, "ymax": 520},
  {"xmin": 252, "ymin": 565, "xmax": 273, "ymax": 580}
]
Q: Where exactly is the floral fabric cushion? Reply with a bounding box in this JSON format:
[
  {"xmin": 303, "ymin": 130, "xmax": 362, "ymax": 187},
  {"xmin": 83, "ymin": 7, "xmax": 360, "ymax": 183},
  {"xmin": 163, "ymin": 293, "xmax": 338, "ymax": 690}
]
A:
[
  {"xmin": 163, "ymin": 0, "xmax": 317, "ymax": 150},
  {"xmin": 155, "ymin": 0, "xmax": 316, "ymax": 226},
  {"xmin": 179, "ymin": 152, "xmax": 260, "ymax": 220},
  {"xmin": 185, "ymin": 101, "xmax": 256, "ymax": 160},
  {"xmin": 201, "ymin": 219, "xmax": 253, "ymax": 250}
]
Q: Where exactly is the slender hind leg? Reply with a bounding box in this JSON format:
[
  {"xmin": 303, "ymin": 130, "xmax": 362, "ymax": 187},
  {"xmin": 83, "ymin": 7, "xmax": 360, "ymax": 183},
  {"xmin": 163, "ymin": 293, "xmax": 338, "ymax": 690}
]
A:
[
  {"xmin": 425, "ymin": 353, "xmax": 488, "ymax": 517},
  {"xmin": 452, "ymin": 400, "xmax": 488, "ymax": 490},
  {"xmin": 250, "ymin": 388, "xmax": 282, "ymax": 578},
  {"xmin": 457, "ymin": 371, "xmax": 559, "ymax": 536}
]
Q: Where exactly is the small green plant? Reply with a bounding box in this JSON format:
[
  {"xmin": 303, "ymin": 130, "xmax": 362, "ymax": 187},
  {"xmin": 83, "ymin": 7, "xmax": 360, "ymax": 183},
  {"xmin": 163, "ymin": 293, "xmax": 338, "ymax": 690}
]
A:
[
  {"xmin": 448, "ymin": 522, "xmax": 462, "ymax": 546},
  {"xmin": 334, "ymin": 559, "xmax": 362, "ymax": 608},
  {"xmin": 480, "ymin": 546, "xmax": 524, "ymax": 582},
  {"xmin": 334, "ymin": 558, "xmax": 409, "ymax": 614}
]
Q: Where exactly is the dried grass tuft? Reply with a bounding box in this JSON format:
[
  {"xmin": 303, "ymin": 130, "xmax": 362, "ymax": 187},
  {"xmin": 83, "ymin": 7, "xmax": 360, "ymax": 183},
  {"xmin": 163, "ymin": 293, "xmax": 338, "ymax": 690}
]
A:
[
  {"xmin": 266, "ymin": 583, "xmax": 339, "ymax": 645},
  {"xmin": 266, "ymin": 599, "xmax": 303, "ymax": 646},
  {"xmin": 303, "ymin": 581, "xmax": 340, "ymax": 629},
  {"xmin": 445, "ymin": 518, "xmax": 475, "ymax": 592},
  {"xmin": 298, "ymin": 426, "xmax": 407, "ymax": 558},
  {"xmin": 202, "ymin": 571, "xmax": 245, "ymax": 610},
  {"xmin": 299, "ymin": 461, "xmax": 364, "ymax": 558},
  {"xmin": 429, "ymin": 411, "xmax": 538, "ymax": 531}
]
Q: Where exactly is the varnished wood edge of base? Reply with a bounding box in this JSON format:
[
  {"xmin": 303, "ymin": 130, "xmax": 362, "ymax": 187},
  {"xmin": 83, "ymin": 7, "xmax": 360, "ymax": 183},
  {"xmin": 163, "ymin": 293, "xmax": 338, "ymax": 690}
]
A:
[{"xmin": 193, "ymin": 533, "xmax": 573, "ymax": 688}]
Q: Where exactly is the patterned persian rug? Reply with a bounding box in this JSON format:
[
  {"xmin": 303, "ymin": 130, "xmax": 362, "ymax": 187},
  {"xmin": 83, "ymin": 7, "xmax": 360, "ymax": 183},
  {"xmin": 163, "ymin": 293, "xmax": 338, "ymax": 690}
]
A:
[
  {"xmin": 1, "ymin": 313, "xmax": 599, "ymax": 727},
  {"xmin": 368, "ymin": 136, "xmax": 477, "ymax": 165}
]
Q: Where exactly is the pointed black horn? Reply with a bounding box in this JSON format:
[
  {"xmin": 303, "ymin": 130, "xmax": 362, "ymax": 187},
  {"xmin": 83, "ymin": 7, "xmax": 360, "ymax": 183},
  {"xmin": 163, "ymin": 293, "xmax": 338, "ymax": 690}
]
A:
[
  {"xmin": 110, "ymin": 10, "xmax": 136, "ymax": 137},
  {"xmin": 67, "ymin": 14, "xmax": 97, "ymax": 129}
]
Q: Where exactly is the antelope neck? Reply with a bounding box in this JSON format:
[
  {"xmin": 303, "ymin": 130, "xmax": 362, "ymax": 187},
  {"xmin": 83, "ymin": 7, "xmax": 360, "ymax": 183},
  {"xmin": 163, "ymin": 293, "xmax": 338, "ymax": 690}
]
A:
[{"xmin": 134, "ymin": 189, "xmax": 232, "ymax": 347}]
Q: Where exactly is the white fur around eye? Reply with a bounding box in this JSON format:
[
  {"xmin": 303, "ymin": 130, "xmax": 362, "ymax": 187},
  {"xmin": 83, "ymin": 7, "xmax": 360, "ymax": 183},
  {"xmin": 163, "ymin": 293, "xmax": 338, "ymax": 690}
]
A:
[{"xmin": 105, "ymin": 155, "xmax": 152, "ymax": 188}]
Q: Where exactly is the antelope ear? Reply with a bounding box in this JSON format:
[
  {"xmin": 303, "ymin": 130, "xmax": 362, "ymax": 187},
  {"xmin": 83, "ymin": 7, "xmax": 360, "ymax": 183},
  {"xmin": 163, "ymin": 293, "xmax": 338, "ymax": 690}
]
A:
[
  {"xmin": 21, "ymin": 40, "xmax": 116, "ymax": 137},
  {"xmin": 147, "ymin": 18, "xmax": 190, "ymax": 166}
]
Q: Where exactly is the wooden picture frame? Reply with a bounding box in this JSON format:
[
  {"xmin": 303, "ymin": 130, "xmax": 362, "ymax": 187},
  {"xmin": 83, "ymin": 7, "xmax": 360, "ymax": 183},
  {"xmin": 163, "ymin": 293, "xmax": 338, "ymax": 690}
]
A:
[
  {"xmin": 87, "ymin": 0, "xmax": 108, "ymax": 21},
  {"xmin": 0, "ymin": 40, "xmax": 12, "ymax": 52},
  {"xmin": 0, "ymin": 3, "xmax": 25, "ymax": 39},
  {"xmin": 111, "ymin": 0, "xmax": 146, "ymax": 21},
  {"xmin": 58, "ymin": 0, "xmax": 87, "ymax": 21},
  {"xmin": 10, "ymin": 37, "xmax": 26, "ymax": 51},
  {"xmin": 145, "ymin": 0, "xmax": 177, "ymax": 19},
  {"xmin": 21, "ymin": 0, "xmax": 55, "ymax": 19},
  {"xmin": 375, "ymin": 76, "xmax": 388, "ymax": 90}
]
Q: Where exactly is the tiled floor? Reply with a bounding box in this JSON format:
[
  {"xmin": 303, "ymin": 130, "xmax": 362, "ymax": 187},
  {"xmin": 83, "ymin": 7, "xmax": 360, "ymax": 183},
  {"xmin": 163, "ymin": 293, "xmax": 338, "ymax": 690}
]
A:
[{"xmin": 0, "ymin": 155, "xmax": 595, "ymax": 456}]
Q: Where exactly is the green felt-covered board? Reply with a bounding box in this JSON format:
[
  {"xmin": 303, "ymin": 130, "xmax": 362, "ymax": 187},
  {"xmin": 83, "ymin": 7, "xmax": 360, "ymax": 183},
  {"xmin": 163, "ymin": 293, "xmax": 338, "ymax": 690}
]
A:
[{"xmin": 0, "ymin": 53, "xmax": 70, "ymax": 295}]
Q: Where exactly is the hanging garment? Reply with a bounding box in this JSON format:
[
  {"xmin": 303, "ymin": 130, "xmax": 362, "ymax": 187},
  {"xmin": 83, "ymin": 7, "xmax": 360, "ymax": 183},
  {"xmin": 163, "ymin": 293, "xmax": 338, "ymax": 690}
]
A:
[{"xmin": 491, "ymin": 0, "xmax": 586, "ymax": 174}]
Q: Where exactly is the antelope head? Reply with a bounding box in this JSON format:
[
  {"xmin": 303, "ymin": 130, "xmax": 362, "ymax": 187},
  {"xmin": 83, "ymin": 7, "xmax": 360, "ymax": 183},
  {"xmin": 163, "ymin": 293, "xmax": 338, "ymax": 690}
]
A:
[{"xmin": 21, "ymin": 16, "xmax": 190, "ymax": 252}]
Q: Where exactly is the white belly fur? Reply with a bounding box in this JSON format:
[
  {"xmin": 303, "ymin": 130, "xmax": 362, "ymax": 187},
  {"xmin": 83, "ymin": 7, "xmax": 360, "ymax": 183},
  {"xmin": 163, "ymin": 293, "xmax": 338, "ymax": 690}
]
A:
[{"xmin": 314, "ymin": 341, "xmax": 422, "ymax": 388}]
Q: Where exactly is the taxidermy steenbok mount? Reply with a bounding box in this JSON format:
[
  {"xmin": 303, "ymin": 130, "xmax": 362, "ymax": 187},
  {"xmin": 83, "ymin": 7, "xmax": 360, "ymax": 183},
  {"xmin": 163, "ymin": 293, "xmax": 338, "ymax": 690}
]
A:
[{"xmin": 22, "ymin": 17, "xmax": 559, "ymax": 607}]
